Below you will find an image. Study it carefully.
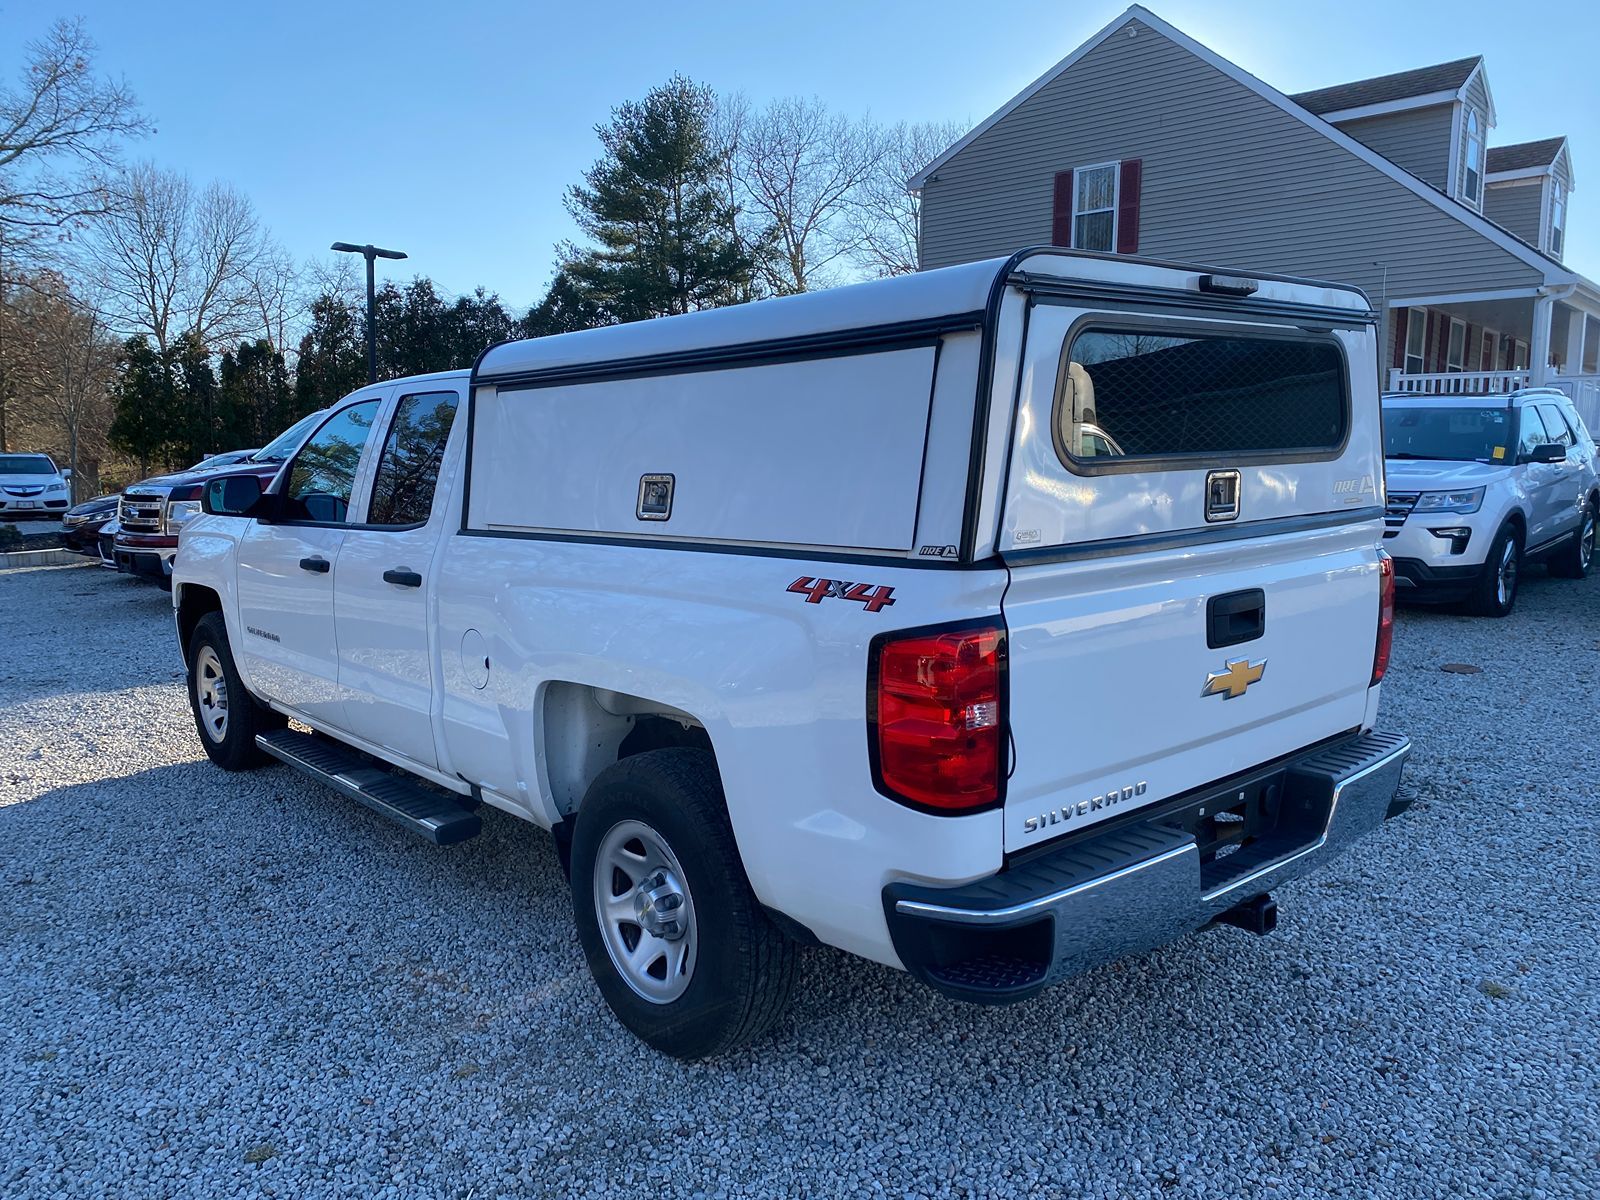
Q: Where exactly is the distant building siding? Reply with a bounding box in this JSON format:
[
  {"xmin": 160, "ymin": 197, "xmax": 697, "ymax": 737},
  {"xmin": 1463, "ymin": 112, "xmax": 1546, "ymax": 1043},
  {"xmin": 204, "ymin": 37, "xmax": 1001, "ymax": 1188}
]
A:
[
  {"xmin": 918, "ymin": 18, "xmax": 1543, "ymax": 327},
  {"xmin": 1485, "ymin": 179, "xmax": 1544, "ymax": 248},
  {"xmin": 1336, "ymin": 106, "xmax": 1453, "ymax": 188}
]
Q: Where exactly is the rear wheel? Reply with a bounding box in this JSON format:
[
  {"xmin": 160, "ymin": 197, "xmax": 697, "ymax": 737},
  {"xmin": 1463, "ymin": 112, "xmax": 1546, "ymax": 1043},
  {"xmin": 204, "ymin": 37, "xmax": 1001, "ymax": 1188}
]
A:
[
  {"xmin": 569, "ymin": 748, "xmax": 798, "ymax": 1059},
  {"xmin": 1466, "ymin": 523, "xmax": 1522, "ymax": 617},
  {"xmin": 1549, "ymin": 498, "xmax": 1595, "ymax": 579},
  {"xmin": 187, "ymin": 612, "xmax": 278, "ymax": 770}
]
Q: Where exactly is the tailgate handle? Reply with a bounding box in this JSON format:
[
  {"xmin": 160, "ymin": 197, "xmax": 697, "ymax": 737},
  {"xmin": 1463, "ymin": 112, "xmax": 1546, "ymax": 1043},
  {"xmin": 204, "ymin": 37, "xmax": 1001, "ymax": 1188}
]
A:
[{"xmin": 1208, "ymin": 589, "xmax": 1265, "ymax": 649}]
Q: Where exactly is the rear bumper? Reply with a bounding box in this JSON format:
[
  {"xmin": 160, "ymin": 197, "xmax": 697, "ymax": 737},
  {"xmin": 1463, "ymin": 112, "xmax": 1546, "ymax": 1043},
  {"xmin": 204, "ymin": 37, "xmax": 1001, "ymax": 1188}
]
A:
[{"xmin": 883, "ymin": 730, "xmax": 1411, "ymax": 1004}]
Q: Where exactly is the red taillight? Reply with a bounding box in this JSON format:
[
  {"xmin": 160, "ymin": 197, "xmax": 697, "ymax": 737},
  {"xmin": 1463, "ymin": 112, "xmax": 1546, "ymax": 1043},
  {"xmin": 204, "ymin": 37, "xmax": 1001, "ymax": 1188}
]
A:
[
  {"xmin": 1371, "ymin": 551, "xmax": 1395, "ymax": 685},
  {"xmin": 870, "ymin": 623, "xmax": 1006, "ymax": 813}
]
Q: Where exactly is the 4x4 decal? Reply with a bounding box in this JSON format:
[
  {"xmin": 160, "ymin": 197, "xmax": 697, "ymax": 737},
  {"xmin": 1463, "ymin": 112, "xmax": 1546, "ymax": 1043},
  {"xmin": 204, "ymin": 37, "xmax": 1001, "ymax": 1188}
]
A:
[{"xmin": 787, "ymin": 576, "xmax": 897, "ymax": 613}]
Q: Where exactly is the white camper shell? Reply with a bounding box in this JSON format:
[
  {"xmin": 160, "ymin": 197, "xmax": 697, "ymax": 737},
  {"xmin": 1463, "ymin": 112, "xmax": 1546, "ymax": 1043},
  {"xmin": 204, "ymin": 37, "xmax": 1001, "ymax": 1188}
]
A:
[{"xmin": 174, "ymin": 247, "xmax": 1410, "ymax": 1058}]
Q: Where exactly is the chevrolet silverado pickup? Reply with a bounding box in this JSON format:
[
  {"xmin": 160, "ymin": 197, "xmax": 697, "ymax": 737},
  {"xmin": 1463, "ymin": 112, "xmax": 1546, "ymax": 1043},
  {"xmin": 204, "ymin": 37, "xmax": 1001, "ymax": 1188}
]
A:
[{"xmin": 171, "ymin": 248, "xmax": 1411, "ymax": 1058}]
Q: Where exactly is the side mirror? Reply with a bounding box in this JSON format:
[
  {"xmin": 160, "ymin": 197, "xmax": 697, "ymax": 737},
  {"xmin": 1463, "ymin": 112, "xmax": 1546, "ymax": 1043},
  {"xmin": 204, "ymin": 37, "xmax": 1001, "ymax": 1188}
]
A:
[
  {"xmin": 61, "ymin": 468, "xmax": 73, "ymax": 480},
  {"xmin": 203, "ymin": 473, "xmax": 264, "ymax": 517},
  {"xmin": 1530, "ymin": 443, "xmax": 1567, "ymax": 464}
]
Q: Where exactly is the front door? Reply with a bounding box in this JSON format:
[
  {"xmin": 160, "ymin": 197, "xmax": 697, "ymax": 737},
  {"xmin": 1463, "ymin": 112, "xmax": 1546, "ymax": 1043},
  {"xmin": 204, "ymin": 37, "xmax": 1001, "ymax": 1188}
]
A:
[
  {"xmin": 1515, "ymin": 405, "xmax": 1563, "ymax": 546},
  {"xmin": 234, "ymin": 396, "xmax": 386, "ymax": 724},
  {"xmin": 333, "ymin": 385, "xmax": 463, "ymax": 767}
]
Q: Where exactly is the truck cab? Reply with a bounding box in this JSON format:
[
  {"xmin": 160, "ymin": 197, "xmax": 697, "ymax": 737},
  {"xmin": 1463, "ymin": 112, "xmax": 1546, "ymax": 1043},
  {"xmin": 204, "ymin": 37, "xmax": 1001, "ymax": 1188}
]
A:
[{"xmin": 172, "ymin": 249, "xmax": 1409, "ymax": 1058}]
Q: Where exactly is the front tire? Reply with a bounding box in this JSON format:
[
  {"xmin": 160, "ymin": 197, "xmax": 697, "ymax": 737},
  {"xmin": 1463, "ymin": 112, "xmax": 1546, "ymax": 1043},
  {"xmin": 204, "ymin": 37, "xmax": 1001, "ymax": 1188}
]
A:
[
  {"xmin": 1549, "ymin": 498, "xmax": 1596, "ymax": 579},
  {"xmin": 569, "ymin": 749, "xmax": 798, "ymax": 1059},
  {"xmin": 1466, "ymin": 522, "xmax": 1522, "ymax": 617},
  {"xmin": 186, "ymin": 612, "xmax": 275, "ymax": 770}
]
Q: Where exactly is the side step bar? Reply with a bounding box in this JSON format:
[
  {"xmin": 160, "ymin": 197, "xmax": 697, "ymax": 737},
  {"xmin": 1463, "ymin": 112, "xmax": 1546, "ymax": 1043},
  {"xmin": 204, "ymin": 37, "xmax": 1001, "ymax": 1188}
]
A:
[{"xmin": 256, "ymin": 729, "xmax": 481, "ymax": 846}]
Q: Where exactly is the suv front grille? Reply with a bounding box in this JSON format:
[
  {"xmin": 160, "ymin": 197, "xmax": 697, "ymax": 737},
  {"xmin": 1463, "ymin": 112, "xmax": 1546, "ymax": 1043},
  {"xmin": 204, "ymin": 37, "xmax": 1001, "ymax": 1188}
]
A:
[
  {"xmin": 1384, "ymin": 491, "xmax": 1419, "ymax": 536},
  {"xmin": 119, "ymin": 491, "xmax": 167, "ymax": 532}
]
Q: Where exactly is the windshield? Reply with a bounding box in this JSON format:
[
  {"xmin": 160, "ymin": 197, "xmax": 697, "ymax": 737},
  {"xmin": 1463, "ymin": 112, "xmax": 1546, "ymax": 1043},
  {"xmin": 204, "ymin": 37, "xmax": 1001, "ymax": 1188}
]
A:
[
  {"xmin": 250, "ymin": 411, "xmax": 324, "ymax": 463},
  {"xmin": 1384, "ymin": 405, "xmax": 1512, "ymax": 464},
  {"xmin": 0, "ymin": 454, "xmax": 57, "ymax": 475}
]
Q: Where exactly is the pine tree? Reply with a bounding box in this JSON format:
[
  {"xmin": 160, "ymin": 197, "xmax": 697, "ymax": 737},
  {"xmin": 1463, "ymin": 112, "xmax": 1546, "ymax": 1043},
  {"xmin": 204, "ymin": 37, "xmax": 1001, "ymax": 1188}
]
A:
[
  {"xmin": 109, "ymin": 337, "xmax": 181, "ymax": 475},
  {"xmin": 562, "ymin": 76, "xmax": 753, "ymax": 322},
  {"xmin": 295, "ymin": 292, "xmax": 365, "ymax": 412}
]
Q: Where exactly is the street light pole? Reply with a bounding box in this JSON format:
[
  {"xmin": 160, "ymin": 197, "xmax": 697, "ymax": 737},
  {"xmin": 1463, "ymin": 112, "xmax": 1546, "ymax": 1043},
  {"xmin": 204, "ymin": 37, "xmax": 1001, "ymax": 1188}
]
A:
[{"xmin": 331, "ymin": 241, "xmax": 407, "ymax": 384}]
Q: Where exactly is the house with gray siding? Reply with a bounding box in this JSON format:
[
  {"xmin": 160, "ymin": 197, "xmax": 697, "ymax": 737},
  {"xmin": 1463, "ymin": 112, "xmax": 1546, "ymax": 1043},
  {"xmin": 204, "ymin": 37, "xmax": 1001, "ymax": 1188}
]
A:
[{"xmin": 912, "ymin": 6, "xmax": 1600, "ymax": 419}]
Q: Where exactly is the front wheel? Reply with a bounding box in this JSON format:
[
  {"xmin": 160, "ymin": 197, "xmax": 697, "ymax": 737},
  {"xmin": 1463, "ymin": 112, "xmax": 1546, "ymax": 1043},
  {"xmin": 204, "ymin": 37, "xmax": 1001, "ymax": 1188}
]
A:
[
  {"xmin": 1549, "ymin": 498, "xmax": 1596, "ymax": 579},
  {"xmin": 569, "ymin": 749, "xmax": 798, "ymax": 1059},
  {"xmin": 186, "ymin": 612, "xmax": 276, "ymax": 770},
  {"xmin": 1466, "ymin": 523, "xmax": 1522, "ymax": 617}
]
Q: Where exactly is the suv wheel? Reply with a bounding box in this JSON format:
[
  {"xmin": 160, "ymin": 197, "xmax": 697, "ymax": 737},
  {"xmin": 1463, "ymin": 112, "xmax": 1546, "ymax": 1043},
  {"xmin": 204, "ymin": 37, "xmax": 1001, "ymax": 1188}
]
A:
[
  {"xmin": 1466, "ymin": 522, "xmax": 1522, "ymax": 617},
  {"xmin": 186, "ymin": 612, "xmax": 279, "ymax": 770},
  {"xmin": 1549, "ymin": 498, "xmax": 1596, "ymax": 579},
  {"xmin": 569, "ymin": 748, "xmax": 798, "ymax": 1059}
]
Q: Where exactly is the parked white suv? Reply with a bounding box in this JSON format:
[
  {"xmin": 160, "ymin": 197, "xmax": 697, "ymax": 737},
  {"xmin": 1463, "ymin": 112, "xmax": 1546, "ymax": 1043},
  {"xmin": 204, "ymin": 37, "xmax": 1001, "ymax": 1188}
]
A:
[
  {"xmin": 0, "ymin": 453, "xmax": 72, "ymax": 520},
  {"xmin": 172, "ymin": 250, "xmax": 1410, "ymax": 1057},
  {"xmin": 1383, "ymin": 389, "xmax": 1598, "ymax": 615}
]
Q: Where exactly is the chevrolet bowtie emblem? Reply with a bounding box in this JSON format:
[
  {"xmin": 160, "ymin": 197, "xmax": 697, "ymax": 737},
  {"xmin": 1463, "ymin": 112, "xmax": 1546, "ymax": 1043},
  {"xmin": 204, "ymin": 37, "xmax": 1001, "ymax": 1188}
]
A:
[{"xmin": 1203, "ymin": 657, "xmax": 1266, "ymax": 700}]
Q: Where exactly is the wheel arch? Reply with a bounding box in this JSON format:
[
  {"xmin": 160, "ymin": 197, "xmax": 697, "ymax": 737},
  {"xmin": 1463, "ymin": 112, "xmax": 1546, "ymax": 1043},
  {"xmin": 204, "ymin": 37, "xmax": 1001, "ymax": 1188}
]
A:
[{"xmin": 175, "ymin": 583, "xmax": 224, "ymax": 657}]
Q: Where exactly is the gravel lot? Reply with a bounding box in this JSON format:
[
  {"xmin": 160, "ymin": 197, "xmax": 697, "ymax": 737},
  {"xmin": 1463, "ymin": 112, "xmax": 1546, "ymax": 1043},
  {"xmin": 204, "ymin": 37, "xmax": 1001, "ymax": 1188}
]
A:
[{"xmin": 2, "ymin": 562, "xmax": 1597, "ymax": 1199}]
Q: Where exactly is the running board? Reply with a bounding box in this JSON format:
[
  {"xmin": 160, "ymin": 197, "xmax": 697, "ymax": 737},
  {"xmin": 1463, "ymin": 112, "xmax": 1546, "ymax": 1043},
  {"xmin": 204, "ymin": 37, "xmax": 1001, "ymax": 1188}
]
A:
[{"xmin": 255, "ymin": 729, "xmax": 481, "ymax": 846}]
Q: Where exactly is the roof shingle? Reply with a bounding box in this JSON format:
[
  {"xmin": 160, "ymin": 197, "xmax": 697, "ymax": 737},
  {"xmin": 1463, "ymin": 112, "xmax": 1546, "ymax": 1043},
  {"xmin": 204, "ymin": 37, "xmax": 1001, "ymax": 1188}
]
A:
[
  {"xmin": 1486, "ymin": 138, "xmax": 1566, "ymax": 174},
  {"xmin": 1290, "ymin": 56, "xmax": 1480, "ymax": 115}
]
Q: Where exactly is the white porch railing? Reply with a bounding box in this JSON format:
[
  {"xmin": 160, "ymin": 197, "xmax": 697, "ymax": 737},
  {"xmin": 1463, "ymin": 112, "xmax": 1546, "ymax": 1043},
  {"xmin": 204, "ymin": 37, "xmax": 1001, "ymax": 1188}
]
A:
[{"xmin": 1386, "ymin": 368, "xmax": 1533, "ymax": 395}]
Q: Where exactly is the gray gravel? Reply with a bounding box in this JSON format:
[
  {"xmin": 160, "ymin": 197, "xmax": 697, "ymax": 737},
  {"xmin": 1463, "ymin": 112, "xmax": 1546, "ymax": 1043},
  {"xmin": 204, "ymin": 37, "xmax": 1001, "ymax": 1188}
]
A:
[{"xmin": 2, "ymin": 561, "xmax": 1598, "ymax": 1199}]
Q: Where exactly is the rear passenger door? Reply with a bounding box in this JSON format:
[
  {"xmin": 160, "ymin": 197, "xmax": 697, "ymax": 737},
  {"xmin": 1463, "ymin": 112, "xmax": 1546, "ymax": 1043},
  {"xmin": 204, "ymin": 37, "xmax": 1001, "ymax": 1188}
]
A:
[
  {"xmin": 332, "ymin": 385, "xmax": 463, "ymax": 768},
  {"xmin": 1516, "ymin": 405, "xmax": 1562, "ymax": 546}
]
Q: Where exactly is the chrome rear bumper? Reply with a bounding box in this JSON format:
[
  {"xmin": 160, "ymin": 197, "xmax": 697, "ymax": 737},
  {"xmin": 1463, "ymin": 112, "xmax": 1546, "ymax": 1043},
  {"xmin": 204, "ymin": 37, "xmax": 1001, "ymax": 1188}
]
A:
[{"xmin": 883, "ymin": 731, "xmax": 1411, "ymax": 1003}]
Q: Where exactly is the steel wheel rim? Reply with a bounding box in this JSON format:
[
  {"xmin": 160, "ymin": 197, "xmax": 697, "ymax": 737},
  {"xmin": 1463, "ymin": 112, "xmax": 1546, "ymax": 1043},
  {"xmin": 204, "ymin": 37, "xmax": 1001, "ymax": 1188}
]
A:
[
  {"xmin": 1582, "ymin": 511, "xmax": 1595, "ymax": 570},
  {"xmin": 1497, "ymin": 538, "xmax": 1519, "ymax": 606},
  {"xmin": 195, "ymin": 646, "xmax": 229, "ymax": 743},
  {"xmin": 593, "ymin": 819, "xmax": 696, "ymax": 1004}
]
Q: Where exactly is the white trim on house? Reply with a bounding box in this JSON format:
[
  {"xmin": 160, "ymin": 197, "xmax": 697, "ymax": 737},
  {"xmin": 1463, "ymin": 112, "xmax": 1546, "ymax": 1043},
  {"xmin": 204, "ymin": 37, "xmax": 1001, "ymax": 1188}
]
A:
[
  {"xmin": 1314, "ymin": 91, "xmax": 1458, "ymax": 124},
  {"xmin": 1446, "ymin": 101, "xmax": 1462, "ymax": 197},
  {"xmin": 1486, "ymin": 166, "xmax": 1552, "ymax": 184},
  {"xmin": 907, "ymin": 5, "xmax": 1583, "ymax": 289},
  {"xmin": 1387, "ymin": 286, "xmax": 1543, "ymax": 308},
  {"xmin": 1460, "ymin": 106, "xmax": 1487, "ymax": 210}
]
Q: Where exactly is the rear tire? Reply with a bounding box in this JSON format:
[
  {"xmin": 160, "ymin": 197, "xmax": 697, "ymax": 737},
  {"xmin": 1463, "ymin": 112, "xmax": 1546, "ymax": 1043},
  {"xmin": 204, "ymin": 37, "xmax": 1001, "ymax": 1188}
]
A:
[
  {"xmin": 1466, "ymin": 523, "xmax": 1522, "ymax": 617},
  {"xmin": 1548, "ymin": 498, "xmax": 1595, "ymax": 579},
  {"xmin": 569, "ymin": 748, "xmax": 798, "ymax": 1059},
  {"xmin": 186, "ymin": 612, "xmax": 276, "ymax": 770}
]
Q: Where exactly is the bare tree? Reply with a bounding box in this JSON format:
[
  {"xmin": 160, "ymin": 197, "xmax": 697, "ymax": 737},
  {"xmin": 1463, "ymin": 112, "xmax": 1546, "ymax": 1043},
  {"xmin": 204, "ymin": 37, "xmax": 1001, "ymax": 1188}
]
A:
[
  {"xmin": 87, "ymin": 163, "xmax": 276, "ymax": 354},
  {"xmin": 249, "ymin": 243, "xmax": 304, "ymax": 356},
  {"xmin": 0, "ymin": 17, "xmax": 146, "ymax": 450},
  {"xmin": 847, "ymin": 120, "xmax": 966, "ymax": 278},
  {"xmin": 733, "ymin": 96, "xmax": 881, "ymax": 294}
]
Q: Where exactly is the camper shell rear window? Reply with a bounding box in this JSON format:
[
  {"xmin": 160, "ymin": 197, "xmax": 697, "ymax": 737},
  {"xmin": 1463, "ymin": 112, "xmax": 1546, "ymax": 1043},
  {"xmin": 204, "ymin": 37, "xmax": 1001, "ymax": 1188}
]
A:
[{"xmin": 1052, "ymin": 322, "xmax": 1349, "ymax": 473}]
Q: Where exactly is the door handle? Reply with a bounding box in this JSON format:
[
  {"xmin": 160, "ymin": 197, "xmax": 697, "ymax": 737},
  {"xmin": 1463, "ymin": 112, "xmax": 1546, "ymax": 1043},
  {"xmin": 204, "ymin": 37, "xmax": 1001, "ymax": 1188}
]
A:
[
  {"xmin": 1207, "ymin": 588, "xmax": 1265, "ymax": 649},
  {"xmin": 299, "ymin": 556, "xmax": 331, "ymax": 574},
  {"xmin": 383, "ymin": 568, "xmax": 423, "ymax": 588}
]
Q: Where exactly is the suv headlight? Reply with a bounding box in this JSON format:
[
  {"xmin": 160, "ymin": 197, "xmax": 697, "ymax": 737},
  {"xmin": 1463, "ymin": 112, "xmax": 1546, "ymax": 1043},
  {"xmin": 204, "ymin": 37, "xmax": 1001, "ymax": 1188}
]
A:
[
  {"xmin": 165, "ymin": 499, "xmax": 203, "ymax": 532},
  {"xmin": 1413, "ymin": 487, "xmax": 1485, "ymax": 515},
  {"xmin": 45, "ymin": 481, "xmax": 68, "ymax": 494}
]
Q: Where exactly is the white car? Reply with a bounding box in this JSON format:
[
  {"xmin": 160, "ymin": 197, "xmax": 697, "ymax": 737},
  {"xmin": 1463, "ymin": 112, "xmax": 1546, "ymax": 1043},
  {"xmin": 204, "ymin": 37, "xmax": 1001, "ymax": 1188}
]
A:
[
  {"xmin": 1383, "ymin": 388, "xmax": 1599, "ymax": 615},
  {"xmin": 0, "ymin": 453, "xmax": 72, "ymax": 521},
  {"xmin": 172, "ymin": 249, "xmax": 1410, "ymax": 1057}
]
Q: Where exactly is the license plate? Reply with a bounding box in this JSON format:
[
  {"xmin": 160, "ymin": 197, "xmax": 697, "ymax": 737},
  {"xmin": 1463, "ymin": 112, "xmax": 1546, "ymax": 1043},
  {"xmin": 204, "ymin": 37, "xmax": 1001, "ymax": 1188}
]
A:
[{"xmin": 13, "ymin": 500, "xmax": 36, "ymax": 509}]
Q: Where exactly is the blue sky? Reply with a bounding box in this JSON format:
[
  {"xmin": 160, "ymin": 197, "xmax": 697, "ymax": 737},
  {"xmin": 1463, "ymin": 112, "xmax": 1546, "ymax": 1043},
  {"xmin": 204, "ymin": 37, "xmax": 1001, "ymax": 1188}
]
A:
[{"xmin": 8, "ymin": 0, "xmax": 1600, "ymax": 308}]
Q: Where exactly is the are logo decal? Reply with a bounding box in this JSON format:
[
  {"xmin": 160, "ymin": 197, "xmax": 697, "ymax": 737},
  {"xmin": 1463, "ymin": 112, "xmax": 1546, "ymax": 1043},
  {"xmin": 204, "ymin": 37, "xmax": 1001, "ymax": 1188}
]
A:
[{"xmin": 787, "ymin": 576, "xmax": 897, "ymax": 613}]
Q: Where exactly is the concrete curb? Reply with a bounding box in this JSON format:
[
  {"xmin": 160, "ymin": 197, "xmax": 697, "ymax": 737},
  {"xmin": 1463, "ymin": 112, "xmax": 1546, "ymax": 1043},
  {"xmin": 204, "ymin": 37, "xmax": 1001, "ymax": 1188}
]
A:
[{"xmin": 0, "ymin": 548, "xmax": 88, "ymax": 570}]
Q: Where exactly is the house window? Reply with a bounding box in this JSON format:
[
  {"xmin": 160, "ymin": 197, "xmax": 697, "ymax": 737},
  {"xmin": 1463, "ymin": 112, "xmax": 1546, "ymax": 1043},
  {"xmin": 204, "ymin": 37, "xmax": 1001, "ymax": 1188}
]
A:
[
  {"xmin": 1072, "ymin": 162, "xmax": 1119, "ymax": 252},
  {"xmin": 1403, "ymin": 307, "xmax": 1428, "ymax": 375},
  {"xmin": 1462, "ymin": 109, "xmax": 1485, "ymax": 208},
  {"xmin": 1446, "ymin": 318, "xmax": 1467, "ymax": 372},
  {"xmin": 1549, "ymin": 179, "xmax": 1567, "ymax": 258}
]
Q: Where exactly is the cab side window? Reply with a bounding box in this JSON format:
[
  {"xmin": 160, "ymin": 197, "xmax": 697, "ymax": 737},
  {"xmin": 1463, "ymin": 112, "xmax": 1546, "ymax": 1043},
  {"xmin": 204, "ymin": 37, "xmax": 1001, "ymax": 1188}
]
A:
[
  {"xmin": 367, "ymin": 391, "xmax": 460, "ymax": 527},
  {"xmin": 1516, "ymin": 406, "xmax": 1552, "ymax": 460},
  {"xmin": 1537, "ymin": 404, "xmax": 1575, "ymax": 449},
  {"xmin": 283, "ymin": 400, "xmax": 382, "ymax": 524}
]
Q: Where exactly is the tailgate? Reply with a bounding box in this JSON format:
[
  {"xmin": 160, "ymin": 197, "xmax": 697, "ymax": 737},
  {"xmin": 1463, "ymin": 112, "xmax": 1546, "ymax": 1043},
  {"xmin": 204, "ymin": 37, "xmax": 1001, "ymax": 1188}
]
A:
[{"xmin": 993, "ymin": 298, "xmax": 1385, "ymax": 852}]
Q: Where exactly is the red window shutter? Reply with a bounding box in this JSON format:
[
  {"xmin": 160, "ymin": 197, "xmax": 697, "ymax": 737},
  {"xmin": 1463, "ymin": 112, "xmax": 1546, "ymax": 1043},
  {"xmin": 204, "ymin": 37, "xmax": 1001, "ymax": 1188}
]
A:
[
  {"xmin": 1481, "ymin": 333, "xmax": 1494, "ymax": 371},
  {"xmin": 1423, "ymin": 312, "xmax": 1436, "ymax": 371},
  {"xmin": 1466, "ymin": 325, "xmax": 1479, "ymax": 371},
  {"xmin": 1392, "ymin": 309, "xmax": 1409, "ymax": 370},
  {"xmin": 1435, "ymin": 314, "xmax": 1449, "ymax": 371},
  {"xmin": 1051, "ymin": 170, "xmax": 1074, "ymax": 246},
  {"xmin": 1116, "ymin": 159, "xmax": 1142, "ymax": 254}
]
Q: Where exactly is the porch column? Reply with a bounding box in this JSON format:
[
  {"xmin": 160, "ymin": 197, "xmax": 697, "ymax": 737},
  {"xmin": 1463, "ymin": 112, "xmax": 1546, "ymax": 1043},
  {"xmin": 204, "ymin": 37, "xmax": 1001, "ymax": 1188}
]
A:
[
  {"xmin": 1530, "ymin": 294, "xmax": 1554, "ymax": 385},
  {"xmin": 1562, "ymin": 305, "xmax": 1586, "ymax": 377}
]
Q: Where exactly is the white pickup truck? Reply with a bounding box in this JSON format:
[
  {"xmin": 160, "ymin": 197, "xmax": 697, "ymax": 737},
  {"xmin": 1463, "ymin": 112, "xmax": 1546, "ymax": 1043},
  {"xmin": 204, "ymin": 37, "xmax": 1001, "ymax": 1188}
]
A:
[{"xmin": 172, "ymin": 249, "xmax": 1410, "ymax": 1057}]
